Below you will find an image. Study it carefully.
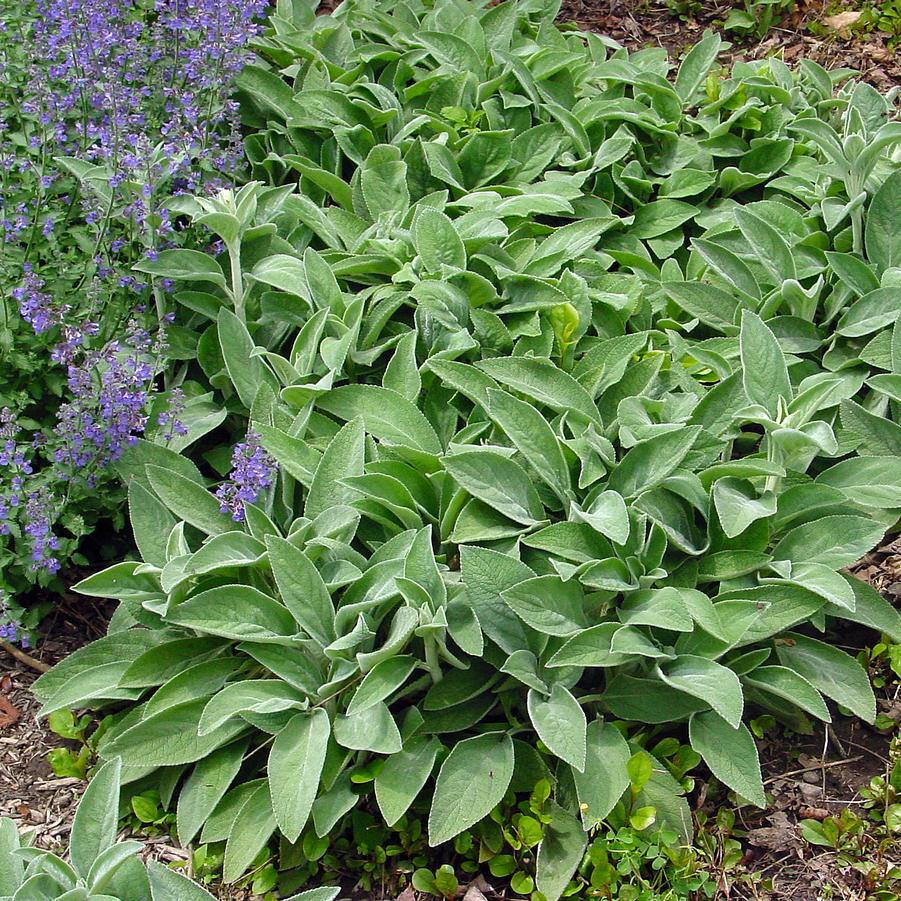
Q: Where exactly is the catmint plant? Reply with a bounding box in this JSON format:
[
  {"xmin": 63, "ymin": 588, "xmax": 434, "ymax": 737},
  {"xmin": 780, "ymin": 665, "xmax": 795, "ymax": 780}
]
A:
[
  {"xmin": 0, "ymin": 0, "xmax": 267, "ymax": 621},
  {"xmin": 216, "ymin": 430, "xmax": 277, "ymax": 522}
]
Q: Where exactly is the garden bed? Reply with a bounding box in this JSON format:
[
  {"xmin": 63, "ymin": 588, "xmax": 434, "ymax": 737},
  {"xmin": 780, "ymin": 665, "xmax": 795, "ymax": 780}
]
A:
[
  {"xmin": 4, "ymin": 541, "xmax": 900, "ymax": 900},
  {"xmin": 2, "ymin": 0, "xmax": 901, "ymax": 900},
  {"xmin": 560, "ymin": 0, "xmax": 901, "ymax": 91}
]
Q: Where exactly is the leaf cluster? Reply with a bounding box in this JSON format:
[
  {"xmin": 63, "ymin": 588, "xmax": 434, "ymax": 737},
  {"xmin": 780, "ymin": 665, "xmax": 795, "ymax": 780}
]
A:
[{"xmin": 36, "ymin": 0, "xmax": 901, "ymax": 895}]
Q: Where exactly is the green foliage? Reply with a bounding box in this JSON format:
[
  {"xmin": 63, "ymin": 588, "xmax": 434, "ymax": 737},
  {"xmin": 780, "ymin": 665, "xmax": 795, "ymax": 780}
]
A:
[
  {"xmin": 872, "ymin": 0, "xmax": 901, "ymax": 43},
  {"xmin": 45, "ymin": 709, "xmax": 98, "ymax": 780},
  {"xmin": 0, "ymin": 758, "xmax": 339, "ymax": 901},
  {"xmin": 35, "ymin": 0, "xmax": 901, "ymax": 893},
  {"xmin": 722, "ymin": 0, "xmax": 796, "ymax": 39}
]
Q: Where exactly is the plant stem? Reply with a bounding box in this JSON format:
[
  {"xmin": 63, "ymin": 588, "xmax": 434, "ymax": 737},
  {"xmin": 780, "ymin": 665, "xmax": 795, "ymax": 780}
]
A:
[
  {"xmin": 851, "ymin": 207, "xmax": 864, "ymax": 257},
  {"xmin": 228, "ymin": 239, "xmax": 244, "ymax": 322},
  {"xmin": 0, "ymin": 639, "xmax": 50, "ymax": 673},
  {"xmin": 424, "ymin": 636, "xmax": 443, "ymax": 684}
]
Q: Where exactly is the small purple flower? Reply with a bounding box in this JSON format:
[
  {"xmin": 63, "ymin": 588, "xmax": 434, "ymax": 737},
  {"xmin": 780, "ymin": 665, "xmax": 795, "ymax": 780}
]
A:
[
  {"xmin": 216, "ymin": 431, "xmax": 276, "ymax": 522},
  {"xmin": 12, "ymin": 273, "xmax": 65, "ymax": 334},
  {"xmin": 158, "ymin": 387, "xmax": 188, "ymax": 442},
  {"xmin": 24, "ymin": 488, "xmax": 61, "ymax": 573},
  {"xmin": 53, "ymin": 324, "xmax": 157, "ymax": 479},
  {"xmin": 0, "ymin": 591, "xmax": 30, "ymax": 648}
]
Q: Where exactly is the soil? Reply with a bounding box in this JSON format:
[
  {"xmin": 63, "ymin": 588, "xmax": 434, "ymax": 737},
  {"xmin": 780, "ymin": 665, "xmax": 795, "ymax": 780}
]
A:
[
  {"xmin": 0, "ymin": 611, "xmax": 90, "ymax": 852},
  {"xmin": 558, "ymin": 0, "xmax": 901, "ymax": 90}
]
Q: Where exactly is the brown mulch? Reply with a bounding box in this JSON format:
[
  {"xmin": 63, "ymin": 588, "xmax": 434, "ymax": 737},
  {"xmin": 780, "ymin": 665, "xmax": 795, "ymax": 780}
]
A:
[
  {"xmin": 559, "ymin": 0, "xmax": 901, "ymax": 90},
  {"xmin": 1, "ymin": 628, "xmax": 86, "ymax": 853}
]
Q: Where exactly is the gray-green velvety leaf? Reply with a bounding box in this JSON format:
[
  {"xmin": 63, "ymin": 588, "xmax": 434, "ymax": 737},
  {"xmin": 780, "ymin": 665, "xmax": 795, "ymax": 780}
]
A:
[
  {"xmin": 128, "ymin": 481, "xmax": 176, "ymax": 569},
  {"xmin": 607, "ymin": 428, "xmax": 701, "ymax": 499},
  {"xmin": 70, "ymin": 759, "xmax": 121, "ymax": 879},
  {"xmin": 148, "ymin": 860, "xmax": 218, "ymax": 901},
  {"xmin": 775, "ymin": 633, "xmax": 876, "ymax": 723},
  {"xmin": 741, "ymin": 666, "xmax": 831, "ymax": 722},
  {"xmin": 0, "ymin": 818, "xmax": 23, "ymax": 895},
  {"xmin": 266, "ymin": 536, "xmax": 335, "ymax": 646},
  {"xmin": 476, "ymin": 357, "xmax": 600, "ymax": 425},
  {"xmin": 816, "ymin": 456, "xmax": 901, "ymax": 507},
  {"xmin": 535, "ymin": 801, "xmax": 588, "ymax": 901},
  {"xmin": 268, "ymin": 709, "xmax": 330, "ymax": 842},
  {"xmin": 689, "ymin": 711, "xmax": 765, "ymax": 807},
  {"xmin": 165, "ymin": 585, "xmax": 298, "ymax": 642},
  {"xmin": 102, "ymin": 699, "xmax": 248, "ymax": 768},
  {"xmin": 146, "ymin": 466, "xmax": 234, "ymax": 536},
  {"xmin": 866, "ymin": 170, "xmax": 901, "ymax": 272},
  {"xmin": 503, "ymin": 575, "xmax": 587, "ymax": 636},
  {"xmin": 734, "ymin": 207, "xmax": 795, "ymax": 282},
  {"xmin": 659, "ymin": 656, "xmax": 744, "ymax": 727},
  {"xmin": 444, "ymin": 449, "xmax": 545, "ymax": 525},
  {"xmin": 771, "ymin": 514, "xmax": 884, "ymax": 569},
  {"xmin": 133, "ymin": 249, "xmax": 226, "ymax": 287},
  {"xmin": 317, "ymin": 385, "xmax": 441, "ymax": 454},
  {"xmin": 414, "ymin": 208, "xmax": 466, "ymax": 272},
  {"xmin": 572, "ymin": 719, "xmax": 631, "ymax": 827},
  {"xmin": 177, "ymin": 742, "xmax": 246, "ymax": 846},
  {"xmin": 460, "ymin": 546, "xmax": 539, "ymax": 655},
  {"xmin": 674, "ymin": 30, "xmax": 722, "ymax": 100},
  {"xmin": 334, "ymin": 703, "xmax": 402, "ymax": 754},
  {"xmin": 485, "ymin": 388, "xmax": 571, "ymax": 503},
  {"xmin": 305, "ymin": 418, "xmax": 365, "ymax": 518},
  {"xmin": 375, "ymin": 736, "xmax": 441, "ymax": 827},
  {"xmin": 223, "ymin": 782, "xmax": 276, "ymax": 883},
  {"xmin": 527, "ymin": 683, "xmax": 587, "ymax": 771},
  {"xmin": 347, "ymin": 656, "xmax": 418, "ymax": 715},
  {"xmin": 428, "ymin": 733, "xmax": 514, "ymax": 846},
  {"xmin": 739, "ymin": 311, "xmax": 791, "ymax": 418}
]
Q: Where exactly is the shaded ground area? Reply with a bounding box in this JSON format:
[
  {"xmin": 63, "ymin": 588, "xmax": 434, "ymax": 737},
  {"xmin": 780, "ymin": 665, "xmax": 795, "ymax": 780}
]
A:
[
  {"xmin": 1, "ymin": 612, "xmax": 90, "ymax": 851},
  {"xmin": 719, "ymin": 542, "xmax": 901, "ymax": 901},
  {"xmin": 559, "ymin": 0, "xmax": 901, "ymax": 90}
]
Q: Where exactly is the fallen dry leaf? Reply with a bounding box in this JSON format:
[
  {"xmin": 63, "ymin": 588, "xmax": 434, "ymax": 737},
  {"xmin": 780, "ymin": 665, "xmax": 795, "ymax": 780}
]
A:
[
  {"xmin": 746, "ymin": 812, "xmax": 799, "ymax": 852},
  {"xmin": 800, "ymin": 807, "xmax": 831, "ymax": 821},
  {"xmin": 823, "ymin": 10, "xmax": 862, "ymax": 36},
  {"xmin": 0, "ymin": 693, "xmax": 21, "ymax": 728},
  {"xmin": 462, "ymin": 884, "xmax": 488, "ymax": 901}
]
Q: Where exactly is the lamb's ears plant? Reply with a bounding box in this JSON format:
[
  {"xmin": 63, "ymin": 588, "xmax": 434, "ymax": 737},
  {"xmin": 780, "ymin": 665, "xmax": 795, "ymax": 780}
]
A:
[
  {"xmin": 31, "ymin": 0, "xmax": 901, "ymax": 895},
  {"xmin": 146, "ymin": 863, "xmax": 339, "ymax": 901},
  {"xmin": 0, "ymin": 759, "xmax": 149, "ymax": 901},
  {"xmin": 0, "ymin": 758, "xmax": 340, "ymax": 901}
]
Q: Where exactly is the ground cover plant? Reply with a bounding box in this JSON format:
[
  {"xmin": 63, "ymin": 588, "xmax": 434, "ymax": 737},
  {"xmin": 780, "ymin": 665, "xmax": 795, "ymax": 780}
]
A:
[
  {"xmin": 28, "ymin": 0, "xmax": 901, "ymax": 895},
  {"xmin": 0, "ymin": 757, "xmax": 338, "ymax": 901}
]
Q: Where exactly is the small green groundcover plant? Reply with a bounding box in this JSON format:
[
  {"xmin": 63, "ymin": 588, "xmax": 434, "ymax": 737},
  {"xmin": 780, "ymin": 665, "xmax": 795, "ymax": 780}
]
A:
[
  {"xmin": 0, "ymin": 759, "xmax": 338, "ymax": 901},
  {"xmin": 33, "ymin": 0, "xmax": 901, "ymax": 895}
]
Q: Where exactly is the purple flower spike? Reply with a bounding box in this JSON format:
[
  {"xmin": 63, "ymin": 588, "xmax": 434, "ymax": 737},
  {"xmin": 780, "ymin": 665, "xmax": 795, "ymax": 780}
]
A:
[{"xmin": 216, "ymin": 431, "xmax": 276, "ymax": 522}]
